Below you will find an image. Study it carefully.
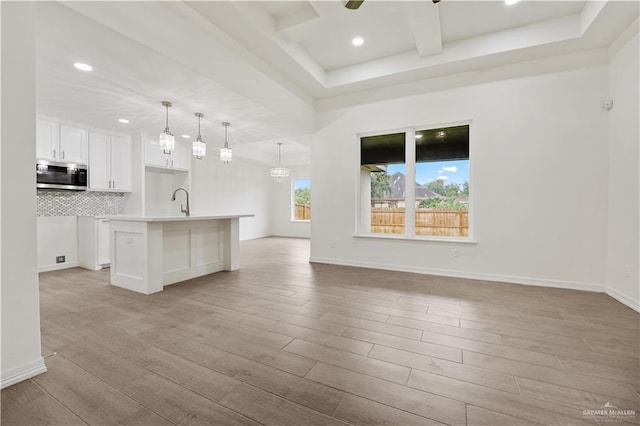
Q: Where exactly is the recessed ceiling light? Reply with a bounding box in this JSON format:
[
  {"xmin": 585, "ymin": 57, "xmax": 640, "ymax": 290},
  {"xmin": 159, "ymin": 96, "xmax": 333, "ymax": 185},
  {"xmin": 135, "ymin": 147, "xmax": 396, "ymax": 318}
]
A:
[
  {"xmin": 505, "ymin": 0, "xmax": 520, "ymax": 5},
  {"xmin": 73, "ymin": 62, "xmax": 93, "ymax": 71},
  {"xmin": 118, "ymin": 118, "xmax": 130, "ymax": 124},
  {"xmin": 181, "ymin": 134, "xmax": 190, "ymax": 139},
  {"xmin": 352, "ymin": 37, "xmax": 364, "ymax": 47}
]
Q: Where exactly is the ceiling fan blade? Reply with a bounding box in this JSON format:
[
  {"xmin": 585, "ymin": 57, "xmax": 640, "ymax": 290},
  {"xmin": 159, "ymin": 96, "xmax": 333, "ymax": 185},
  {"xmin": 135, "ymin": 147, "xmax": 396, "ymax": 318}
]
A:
[{"xmin": 345, "ymin": 0, "xmax": 364, "ymax": 10}]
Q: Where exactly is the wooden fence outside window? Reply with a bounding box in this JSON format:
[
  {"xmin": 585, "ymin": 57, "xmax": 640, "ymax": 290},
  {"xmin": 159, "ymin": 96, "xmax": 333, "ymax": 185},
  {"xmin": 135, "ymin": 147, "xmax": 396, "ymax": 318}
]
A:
[
  {"xmin": 294, "ymin": 204, "xmax": 311, "ymax": 220},
  {"xmin": 371, "ymin": 207, "xmax": 469, "ymax": 236}
]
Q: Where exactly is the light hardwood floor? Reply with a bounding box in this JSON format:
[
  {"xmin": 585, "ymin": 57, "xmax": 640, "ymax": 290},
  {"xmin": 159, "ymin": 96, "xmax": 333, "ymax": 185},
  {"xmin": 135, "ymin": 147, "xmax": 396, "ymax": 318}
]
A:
[{"xmin": 2, "ymin": 237, "xmax": 639, "ymax": 425}]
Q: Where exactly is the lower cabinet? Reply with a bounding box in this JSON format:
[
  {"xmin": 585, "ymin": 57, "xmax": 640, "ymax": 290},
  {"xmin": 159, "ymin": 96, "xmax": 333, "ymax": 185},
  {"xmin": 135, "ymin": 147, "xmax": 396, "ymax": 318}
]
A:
[{"xmin": 78, "ymin": 216, "xmax": 111, "ymax": 270}]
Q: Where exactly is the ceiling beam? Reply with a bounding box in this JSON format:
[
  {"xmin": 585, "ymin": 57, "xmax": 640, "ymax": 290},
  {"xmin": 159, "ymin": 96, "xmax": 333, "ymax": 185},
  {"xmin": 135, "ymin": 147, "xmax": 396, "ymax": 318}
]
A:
[{"xmin": 408, "ymin": 2, "xmax": 443, "ymax": 58}]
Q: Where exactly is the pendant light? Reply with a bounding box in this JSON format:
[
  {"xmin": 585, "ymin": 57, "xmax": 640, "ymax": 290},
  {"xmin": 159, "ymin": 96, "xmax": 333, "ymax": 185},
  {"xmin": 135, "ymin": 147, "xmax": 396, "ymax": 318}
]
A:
[
  {"xmin": 269, "ymin": 142, "xmax": 290, "ymax": 182},
  {"xmin": 159, "ymin": 101, "xmax": 175, "ymax": 154},
  {"xmin": 220, "ymin": 122, "xmax": 232, "ymax": 163},
  {"xmin": 192, "ymin": 113, "xmax": 206, "ymax": 159}
]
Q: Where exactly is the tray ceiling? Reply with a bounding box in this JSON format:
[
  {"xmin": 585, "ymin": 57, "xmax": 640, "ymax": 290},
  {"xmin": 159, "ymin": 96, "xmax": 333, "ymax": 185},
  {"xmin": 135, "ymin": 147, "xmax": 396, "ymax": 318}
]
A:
[{"xmin": 35, "ymin": 1, "xmax": 638, "ymax": 164}]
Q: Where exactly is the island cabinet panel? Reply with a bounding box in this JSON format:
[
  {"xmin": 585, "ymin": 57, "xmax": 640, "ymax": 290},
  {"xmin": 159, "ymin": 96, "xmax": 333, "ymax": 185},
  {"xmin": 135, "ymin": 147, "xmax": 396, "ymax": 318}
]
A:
[
  {"xmin": 163, "ymin": 228, "xmax": 191, "ymax": 274},
  {"xmin": 109, "ymin": 215, "xmax": 249, "ymax": 295},
  {"xmin": 114, "ymin": 231, "xmax": 145, "ymax": 279},
  {"xmin": 194, "ymin": 226, "xmax": 222, "ymax": 267},
  {"xmin": 162, "ymin": 221, "xmax": 224, "ymax": 285}
]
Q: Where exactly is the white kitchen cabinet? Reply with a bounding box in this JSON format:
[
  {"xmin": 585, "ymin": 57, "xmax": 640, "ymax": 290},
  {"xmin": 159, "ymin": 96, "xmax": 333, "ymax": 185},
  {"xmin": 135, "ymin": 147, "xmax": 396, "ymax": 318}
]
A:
[
  {"xmin": 171, "ymin": 139, "xmax": 191, "ymax": 170},
  {"xmin": 145, "ymin": 136, "xmax": 168, "ymax": 168},
  {"xmin": 78, "ymin": 217, "xmax": 111, "ymax": 270},
  {"xmin": 60, "ymin": 125, "xmax": 88, "ymax": 163},
  {"xmin": 144, "ymin": 135, "xmax": 190, "ymax": 171},
  {"xmin": 110, "ymin": 136, "xmax": 132, "ymax": 191},
  {"xmin": 36, "ymin": 120, "xmax": 59, "ymax": 160},
  {"xmin": 97, "ymin": 219, "xmax": 110, "ymax": 265},
  {"xmin": 89, "ymin": 132, "xmax": 110, "ymax": 190},
  {"xmin": 89, "ymin": 132, "xmax": 132, "ymax": 192},
  {"xmin": 36, "ymin": 120, "xmax": 88, "ymax": 164}
]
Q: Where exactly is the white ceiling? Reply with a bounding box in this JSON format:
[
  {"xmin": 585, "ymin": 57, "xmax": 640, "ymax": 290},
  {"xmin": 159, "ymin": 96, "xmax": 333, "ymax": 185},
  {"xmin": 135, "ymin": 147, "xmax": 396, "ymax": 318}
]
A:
[
  {"xmin": 36, "ymin": 1, "xmax": 638, "ymax": 165},
  {"xmin": 439, "ymin": 1, "xmax": 586, "ymax": 42}
]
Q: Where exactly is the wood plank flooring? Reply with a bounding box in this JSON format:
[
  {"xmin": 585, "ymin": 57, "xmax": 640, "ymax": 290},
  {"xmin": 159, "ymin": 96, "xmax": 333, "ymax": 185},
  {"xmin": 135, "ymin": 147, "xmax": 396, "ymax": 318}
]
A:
[{"xmin": 2, "ymin": 237, "xmax": 639, "ymax": 425}]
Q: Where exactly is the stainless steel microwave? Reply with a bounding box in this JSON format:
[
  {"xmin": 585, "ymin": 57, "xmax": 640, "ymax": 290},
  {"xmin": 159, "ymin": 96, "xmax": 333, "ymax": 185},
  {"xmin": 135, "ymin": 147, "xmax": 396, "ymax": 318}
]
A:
[{"xmin": 36, "ymin": 160, "xmax": 87, "ymax": 191}]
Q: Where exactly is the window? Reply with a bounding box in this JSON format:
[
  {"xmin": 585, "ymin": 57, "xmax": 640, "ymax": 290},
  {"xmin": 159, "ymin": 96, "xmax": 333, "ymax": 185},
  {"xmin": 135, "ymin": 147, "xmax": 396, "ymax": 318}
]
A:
[
  {"xmin": 359, "ymin": 125, "xmax": 470, "ymax": 238},
  {"xmin": 292, "ymin": 178, "xmax": 311, "ymax": 221},
  {"xmin": 361, "ymin": 132, "xmax": 406, "ymax": 234}
]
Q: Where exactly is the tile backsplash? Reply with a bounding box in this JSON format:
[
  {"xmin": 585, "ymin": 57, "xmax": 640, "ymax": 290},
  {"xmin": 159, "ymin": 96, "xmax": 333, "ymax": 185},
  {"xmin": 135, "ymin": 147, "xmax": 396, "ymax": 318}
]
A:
[{"xmin": 37, "ymin": 191, "xmax": 126, "ymax": 217}]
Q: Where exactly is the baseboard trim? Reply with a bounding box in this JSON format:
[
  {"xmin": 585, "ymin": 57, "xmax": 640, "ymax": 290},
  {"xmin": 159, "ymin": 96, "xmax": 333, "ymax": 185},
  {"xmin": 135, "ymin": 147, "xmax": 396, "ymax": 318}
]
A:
[
  {"xmin": 1, "ymin": 357, "xmax": 47, "ymax": 389},
  {"xmin": 309, "ymin": 257, "xmax": 604, "ymax": 293},
  {"xmin": 605, "ymin": 287, "xmax": 640, "ymax": 313},
  {"xmin": 240, "ymin": 234, "xmax": 273, "ymax": 241},
  {"xmin": 38, "ymin": 261, "xmax": 79, "ymax": 273}
]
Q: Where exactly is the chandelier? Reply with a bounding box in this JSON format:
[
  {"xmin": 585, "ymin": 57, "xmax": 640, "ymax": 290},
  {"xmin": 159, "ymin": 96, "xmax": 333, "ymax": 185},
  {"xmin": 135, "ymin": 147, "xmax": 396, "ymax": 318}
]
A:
[
  {"xmin": 220, "ymin": 122, "xmax": 232, "ymax": 163},
  {"xmin": 192, "ymin": 112, "xmax": 206, "ymax": 159},
  {"xmin": 159, "ymin": 101, "xmax": 175, "ymax": 154},
  {"xmin": 269, "ymin": 142, "xmax": 290, "ymax": 182}
]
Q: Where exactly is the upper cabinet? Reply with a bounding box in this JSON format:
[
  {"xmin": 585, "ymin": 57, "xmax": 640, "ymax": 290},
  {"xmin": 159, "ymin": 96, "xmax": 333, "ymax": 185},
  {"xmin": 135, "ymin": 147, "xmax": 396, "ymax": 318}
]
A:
[
  {"xmin": 60, "ymin": 125, "xmax": 88, "ymax": 163},
  {"xmin": 36, "ymin": 120, "xmax": 60, "ymax": 160},
  {"xmin": 88, "ymin": 132, "xmax": 132, "ymax": 192},
  {"xmin": 36, "ymin": 119, "xmax": 88, "ymax": 164},
  {"xmin": 171, "ymin": 139, "xmax": 191, "ymax": 170},
  {"xmin": 144, "ymin": 135, "xmax": 191, "ymax": 171},
  {"xmin": 110, "ymin": 136, "xmax": 132, "ymax": 191}
]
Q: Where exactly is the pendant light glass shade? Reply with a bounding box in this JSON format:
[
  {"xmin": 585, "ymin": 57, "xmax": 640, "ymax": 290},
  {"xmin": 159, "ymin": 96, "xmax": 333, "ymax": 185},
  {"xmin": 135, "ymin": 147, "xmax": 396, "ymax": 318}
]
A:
[
  {"xmin": 159, "ymin": 101, "xmax": 175, "ymax": 154},
  {"xmin": 220, "ymin": 122, "xmax": 232, "ymax": 163},
  {"xmin": 192, "ymin": 113, "xmax": 206, "ymax": 159},
  {"xmin": 270, "ymin": 142, "xmax": 290, "ymax": 182}
]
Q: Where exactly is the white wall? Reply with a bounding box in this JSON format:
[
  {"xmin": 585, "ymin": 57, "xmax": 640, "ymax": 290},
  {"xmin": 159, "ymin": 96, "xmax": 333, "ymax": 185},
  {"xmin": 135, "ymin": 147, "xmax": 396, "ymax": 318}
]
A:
[
  {"xmin": 272, "ymin": 165, "xmax": 311, "ymax": 238},
  {"xmin": 1, "ymin": 2, "xmax": 46, "ymax": 388},
  {"xmin": 37, "ymin": 217, "xmax": 78, "ymax": 272},
  {"xmin": 311, "ymin": 66, "xmax": 610, "ymax": 291},
  {"xmin": 144, "ymin": 169, "xmax": 189, "ymax": 216},
  {"xmin": 606, "ymin": 32, "xmax": 640, "ymax": 311},
  {"xmin": 191, "ymin": 155, "xmax": 272, "ymax": 241}
]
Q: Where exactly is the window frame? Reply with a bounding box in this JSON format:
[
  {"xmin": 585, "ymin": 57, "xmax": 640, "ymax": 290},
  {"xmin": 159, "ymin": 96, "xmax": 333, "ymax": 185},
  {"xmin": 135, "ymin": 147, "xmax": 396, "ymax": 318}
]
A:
[
  {"xmin": 291, "ymin": 177, "xmax": 311, "ymax": 223},
  {"xmin": 356, "ymin": 120, "xmax": 475, "ymax": 243}
]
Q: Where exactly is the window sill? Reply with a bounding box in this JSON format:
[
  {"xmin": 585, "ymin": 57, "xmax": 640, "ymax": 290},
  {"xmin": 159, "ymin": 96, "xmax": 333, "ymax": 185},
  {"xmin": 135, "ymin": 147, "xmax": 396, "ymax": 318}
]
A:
[
  {"xmin": 291, "ymin": 220, "xmax": 310, "ymax": 223},
  {"xmin": 353, "ymin": 233, "xmax": 477, "ymax": 244}
]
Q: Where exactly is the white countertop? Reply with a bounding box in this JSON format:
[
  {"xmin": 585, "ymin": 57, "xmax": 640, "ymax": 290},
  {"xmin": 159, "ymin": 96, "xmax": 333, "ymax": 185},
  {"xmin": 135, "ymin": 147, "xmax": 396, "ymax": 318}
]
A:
[{"xmin": 109, "ymin": 214, "xmax": 253, "ymax": 222}]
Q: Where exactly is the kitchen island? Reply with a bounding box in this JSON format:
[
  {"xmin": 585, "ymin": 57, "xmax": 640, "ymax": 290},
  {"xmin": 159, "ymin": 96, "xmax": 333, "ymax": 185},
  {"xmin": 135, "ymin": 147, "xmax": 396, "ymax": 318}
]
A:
[{"xmin": 109, "ymin": 215, "xmax": 253, "ymax": 294}]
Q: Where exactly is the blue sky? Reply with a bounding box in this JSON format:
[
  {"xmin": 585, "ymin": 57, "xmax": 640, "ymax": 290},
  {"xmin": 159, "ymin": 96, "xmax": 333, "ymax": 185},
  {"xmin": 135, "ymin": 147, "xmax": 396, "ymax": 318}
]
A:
[
  {"xmin": 387, "ymin": 160, "xmax": 469, "ymax": 185},
  {"xmin": 293, "ymin": 178, "xmax": 311, "ymax": 190}
]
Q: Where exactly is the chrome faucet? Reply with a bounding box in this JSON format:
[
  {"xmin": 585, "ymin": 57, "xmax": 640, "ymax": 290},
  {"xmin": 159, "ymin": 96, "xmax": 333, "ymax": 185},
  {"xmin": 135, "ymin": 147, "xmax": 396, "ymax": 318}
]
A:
[{"xmin": 171, "ymin": 187, "xmax": 190, "ymax": 216}]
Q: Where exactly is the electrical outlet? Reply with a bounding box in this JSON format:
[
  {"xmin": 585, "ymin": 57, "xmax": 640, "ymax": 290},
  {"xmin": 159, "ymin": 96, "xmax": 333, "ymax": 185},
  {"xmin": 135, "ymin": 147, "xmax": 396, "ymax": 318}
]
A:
[
  {"xmin": 56, "ymin": 255, "xmax": 66, "ymax": 264},
  {"xmin": 452, "ymin": 249, "xmax": 459, "ymax": 258}
]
